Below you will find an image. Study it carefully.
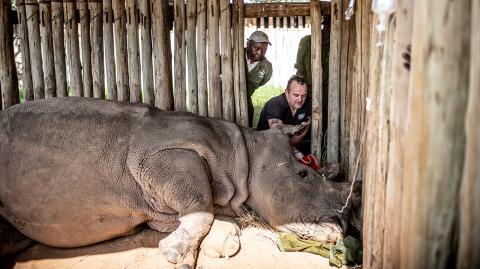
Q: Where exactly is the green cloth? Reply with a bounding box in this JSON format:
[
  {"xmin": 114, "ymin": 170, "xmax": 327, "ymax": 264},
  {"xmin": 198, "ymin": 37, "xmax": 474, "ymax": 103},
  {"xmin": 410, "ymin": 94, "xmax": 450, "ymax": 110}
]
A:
[{"xmin": 277, "ymin": 233, "xmax": 362, "ymax": 268}]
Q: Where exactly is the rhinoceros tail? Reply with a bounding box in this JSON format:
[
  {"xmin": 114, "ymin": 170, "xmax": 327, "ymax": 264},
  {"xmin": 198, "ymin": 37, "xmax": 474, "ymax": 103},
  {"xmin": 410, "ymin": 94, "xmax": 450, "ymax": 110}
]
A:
[{"xmin": 0, "ymin": 216, "xmax": 35, "ymax": 264}]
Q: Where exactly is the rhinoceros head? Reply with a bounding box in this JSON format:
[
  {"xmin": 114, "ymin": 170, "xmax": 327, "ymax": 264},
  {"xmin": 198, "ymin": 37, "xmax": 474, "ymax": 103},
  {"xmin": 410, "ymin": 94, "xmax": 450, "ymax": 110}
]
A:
[{"xmin": 244, "ymin": 128, "xmax": 358, "ymax": 242}]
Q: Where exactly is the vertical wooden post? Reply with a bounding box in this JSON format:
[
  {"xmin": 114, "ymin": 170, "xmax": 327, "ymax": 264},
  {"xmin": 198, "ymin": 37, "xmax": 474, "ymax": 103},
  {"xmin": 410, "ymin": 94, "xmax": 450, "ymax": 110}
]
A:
[
  {"xmin": 126, "ymin": 0, "xmax": 141, "ymax": 102},
  {"xmin": 197, "ymin": 0, "xmax": 208, "ymax": 116},
  {"xmin": 174, "ymin": 0, "xmax": 186, "ymax": 111},
  {"xmin": 310, "ymin": 0, "xmax": 322, "ymax": 159},
  {"xmin": 140, "ymin": 0, "xmax": 154, "ymax": 105},
  {"xmin": 26, "ymin": 0, "xmax": 45, "ymax": 99},
  {"xmin": 152, "ymin": 0, "xmax": 173, "ymax": 110},
  {"xmin": 51, "ymin": 2, "xmax": 67, "ymax": 97},
  {"xmin": 17, "ymin": 0, "xmax": 33, "ymax": 101},
  {"xmin": 327, "ymin": 0, "xmax": 341, "ymax": 163},
  {"xmin": 0, "ymin": 0, "xmax": 18, "ymax": 109},
  {"xmin": 457, "ymin": 2, "xmax": 480, "ymax": 268},
  {"xmin": 186, "ymin": 0, "xmax": 198, "ymax": 114},
  {"xmin": 103, "ymin": 0, "xmax": 117, "ymax": 100},
  {"xmin": 233, "ymin": 0, "xmax": 247, "ymax": 126},
  {"xmin": 39, "ymin": 1, "xmax": 56, "ymax": 98},
  {"xmin": 79, "ymin": 1, "xmax": 93, "ymax": 98},
  {"xmin": 90, "ymin": 1, "xmax": 105, "ymax": 99},
  {"xmin": 207, "ymin": 0, "xmax": 221, "ymax": 118},
  {"xmin": 399, "ymin": 0, "xmax": 470, "ymax": 268},
  {"xmin": 113, "ymin": 0, "xmax": 129, "ymax": 101},
  {"xmin": 64, "ymin": 1, "xmax": 83, "ymax": 97},
  {"xmin": 220, "ymin": 0, "xmax": 234, "ymax": 121}
]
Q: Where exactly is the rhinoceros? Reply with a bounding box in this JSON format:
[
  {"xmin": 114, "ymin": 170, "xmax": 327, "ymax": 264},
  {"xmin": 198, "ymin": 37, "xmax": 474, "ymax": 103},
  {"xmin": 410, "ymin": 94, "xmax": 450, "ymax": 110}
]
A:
[{"xmin": 0, "ymin": 97, "xmax": 360, "ymax": 268}]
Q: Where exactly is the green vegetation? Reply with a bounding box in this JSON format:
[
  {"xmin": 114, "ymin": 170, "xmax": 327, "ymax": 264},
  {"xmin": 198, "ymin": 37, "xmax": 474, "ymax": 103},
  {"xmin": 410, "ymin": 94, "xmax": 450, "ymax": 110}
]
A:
[{"xmin": 251, "ymin": 85, "xmax": 284, "ymax": 128}]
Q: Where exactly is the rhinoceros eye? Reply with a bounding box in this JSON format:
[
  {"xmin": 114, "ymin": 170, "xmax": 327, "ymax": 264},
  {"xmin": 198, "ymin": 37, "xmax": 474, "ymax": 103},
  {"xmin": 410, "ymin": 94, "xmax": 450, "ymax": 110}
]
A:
[{"xmin": 297, "ymin": 169, "xmax": 308, "ymax": 179}]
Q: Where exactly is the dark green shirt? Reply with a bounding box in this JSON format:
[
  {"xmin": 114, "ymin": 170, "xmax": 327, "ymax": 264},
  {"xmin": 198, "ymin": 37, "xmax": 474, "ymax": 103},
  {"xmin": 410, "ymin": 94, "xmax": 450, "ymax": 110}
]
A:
[{"xmin": 246, "ymin": 55, "xmax": 273, "ymax": 97}]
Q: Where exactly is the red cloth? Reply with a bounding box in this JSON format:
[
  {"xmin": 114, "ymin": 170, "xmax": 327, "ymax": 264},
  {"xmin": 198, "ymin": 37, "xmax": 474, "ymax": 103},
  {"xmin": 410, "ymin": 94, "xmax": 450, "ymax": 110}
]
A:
[{"xmin": 299, "ymin": 154, "xmax": 320, "ymax": 170}]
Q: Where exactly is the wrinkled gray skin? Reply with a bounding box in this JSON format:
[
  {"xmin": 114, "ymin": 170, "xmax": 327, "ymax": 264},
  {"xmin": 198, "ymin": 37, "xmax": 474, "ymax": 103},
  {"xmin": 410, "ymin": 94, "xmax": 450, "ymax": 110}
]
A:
[{"xmin": 0, "ymin": 98, "xmax": 359, "ymax": 268}]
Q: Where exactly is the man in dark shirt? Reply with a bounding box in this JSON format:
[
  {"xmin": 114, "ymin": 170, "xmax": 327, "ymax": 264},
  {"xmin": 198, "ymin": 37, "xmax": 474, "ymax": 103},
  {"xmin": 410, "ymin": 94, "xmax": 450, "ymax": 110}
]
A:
[{"xmin": 257, "ymin": 75, "xmax": 311, "ymax": 156}]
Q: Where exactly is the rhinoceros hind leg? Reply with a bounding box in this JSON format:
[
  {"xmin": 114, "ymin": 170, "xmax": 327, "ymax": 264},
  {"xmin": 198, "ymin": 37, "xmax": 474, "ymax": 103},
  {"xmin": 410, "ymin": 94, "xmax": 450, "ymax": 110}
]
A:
[
  {"xmin": 200, "ymin": 215, "xmax": 240, "ymax": 258},
  {"xmin": 0, "ymin": 216, "xmax": 35, "ymax": 261}
]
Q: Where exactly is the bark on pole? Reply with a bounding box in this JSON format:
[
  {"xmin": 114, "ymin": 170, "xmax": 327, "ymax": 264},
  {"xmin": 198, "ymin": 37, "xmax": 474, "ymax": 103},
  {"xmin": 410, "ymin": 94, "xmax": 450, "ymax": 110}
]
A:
[
  {"xmin": 104, "ymin": 0, "xmax": 117, "ymax": 100},
  {"xmin": 26, "ymin": 0, "xmax": 45, "ymax": 99},
  {"xmin": 79, "ymin": 1, "xmax": 93, "ymax": 98},
  {"xmin": 51, "ymin": 2, "xmax": 67, "ymax": 97},
  {"xmin": 234, "ymin": 0, "xmax": 247, "ymax": 126},
  {"xmin": 140, "ymin": 0, "xmax": 154, "ymax": 105},
  {"xmin": 196, "ymin": 0, "xmax": 208, "ymax": 116},
  {"xmin": 113, "ymin": 0, "xmax": 129, "ymax": 101},
  {"xmin": 186, "ymin": 0, "xmax": 198, "ymax": 114},
  {"xmin": 90, "ymin": 1, "xmax": 105, "ymax": 99},
  {"xmin": 457, "ymin": 3, "xmax": 480, "ymax": 268},
  {"xmin": 39, "ymin": 1, "xmax": 56, "ymax": 98},
  {"xmin": 17, "ymin": 0, "xmax": 33, "ymax": 101},
  {"xmin": 0, "ymin": 0, "xmax": 18, "ymax": 109},
  {"xmin": 399, "ymin": 0, "xmax": 470, "ymax": 268},
  {"xmin": 207, "ymin": 0, "xmax": 222, "ymax": 118},
  {"xmin": 64, "ymin": 1, "xmax": 83, "ymax": 97},
  {"xmin": 220, "ymin": 0, "xmax": 234, "ymax": 121},
  {"xmin": 173, "ymin": 0, "xmax": 186, "ymax": 111},
  {"xmin": 310, "ymin": 0, "xmax": 322, "ymax": 159},
  {"xmin": 126, "ymin": 0, "xmax": 141, "ymax": 102}
]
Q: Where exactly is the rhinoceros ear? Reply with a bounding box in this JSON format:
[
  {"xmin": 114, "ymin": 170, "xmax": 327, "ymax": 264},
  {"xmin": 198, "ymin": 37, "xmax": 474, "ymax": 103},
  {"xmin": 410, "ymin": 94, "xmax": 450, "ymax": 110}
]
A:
[{"xmin": 276, "ymin": 118, "xmax": 311, "ymax": 136}]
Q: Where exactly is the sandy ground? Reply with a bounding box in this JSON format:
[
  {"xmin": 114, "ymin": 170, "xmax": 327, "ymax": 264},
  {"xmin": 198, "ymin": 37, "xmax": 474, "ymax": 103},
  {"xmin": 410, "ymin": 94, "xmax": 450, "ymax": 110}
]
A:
[{"xmin": 8, "ymin": 227, "xmax": 347, "ymax": 269}]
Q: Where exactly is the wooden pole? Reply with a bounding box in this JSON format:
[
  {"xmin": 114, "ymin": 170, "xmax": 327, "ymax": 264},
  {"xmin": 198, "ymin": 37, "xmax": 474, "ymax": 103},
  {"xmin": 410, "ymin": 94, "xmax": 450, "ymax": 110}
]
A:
[
  {"xmin": 310, "ymin": 0, "xmax": 322, "ymax": 159},
  {"xmin": 26, "ymin": 0, "xmax": 45, "ymax": 99},
  {"xmin": 0, "ymin": 0, "xmax": 18, "ymax": 109},
  {"xmin": 51, "ymin": 2, "xmax": 67, "ymax": 97},
  {"xmin": 103, "ymin": 0, "xmax": 117, "ymax": 100},
  {"xmin": 140, "ymin": 0, "xmax": 154, "ymax": 105},
  {"xmin": 220, "ymin": 0, "xmax": 234, "ymax": 121},
  {"xmin": 90, "ymin": 1, "xmax": 105, "ymax": 99},
  {"xmin": 126, "ymin": 0, "xmax": 141, "ymax": 102},
  {"xmin": 243, "ymin": 2, "xmax": 331, "ymax": 18},
  {"xmin": 196, "ymin": 0, "xmax": 208, "ymax": 116},
  {"xmin": 39, "ymin": 1, "xmax": 56, "ymax": 98},
  {"xmin": 326, "ymin": 0, "xmax": 341, "ymax": 163},
  {"xmin": 174, "ymin": 0, "xmax": 186, "ymax": 111},
  {"xmin": 79, "ymin": 1, "xmax": 93, "ymax": 98},
  {"xmin": 457, "ymin": 2, "xmax": 480, "ymax": 268},
  {"xmin": 399, "ymin": 0, "xmax": 470, "ymax": 268},
  {"xmin": 233, "ymin": 0, "xmax": 247, "ymax": 126},
  {"xmin": 207, "ymin": 0, "xmax": 221, "ymax": 118},
  {"xmin": 64, "ymin": 1, "xmax": 83, "ymax": 97},
  {"xmin": 17, "ymin": 0, "xmax": 33, "ymax": 101},
  {"xmin": 152, "ymin": 0, "xmax": 173, "ymax": 110},
  {"xmin": 186, "ymin": 0, "xmax": 198, "ymax": 114},
  {"xmin": 113, "ymin": 0, "xmax": 129, "ymax": 101}
]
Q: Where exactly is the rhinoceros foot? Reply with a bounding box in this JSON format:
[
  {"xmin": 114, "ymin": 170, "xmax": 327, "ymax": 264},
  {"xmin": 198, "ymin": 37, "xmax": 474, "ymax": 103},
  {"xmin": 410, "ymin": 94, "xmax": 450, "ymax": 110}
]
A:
[{"xmin": 200, "ymin": 216, "xmax": 240, "ymax": 258}]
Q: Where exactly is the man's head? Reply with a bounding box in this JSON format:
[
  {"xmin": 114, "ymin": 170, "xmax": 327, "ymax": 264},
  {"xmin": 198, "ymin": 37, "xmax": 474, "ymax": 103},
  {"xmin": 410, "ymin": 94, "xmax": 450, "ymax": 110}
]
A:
[
  {"xmin": 285, "ymin": 75, "xmax": 308, "ymax": 111},
  {"xmin": 246, "ymin": 31, "xmax": 271, "ymax": 63}
]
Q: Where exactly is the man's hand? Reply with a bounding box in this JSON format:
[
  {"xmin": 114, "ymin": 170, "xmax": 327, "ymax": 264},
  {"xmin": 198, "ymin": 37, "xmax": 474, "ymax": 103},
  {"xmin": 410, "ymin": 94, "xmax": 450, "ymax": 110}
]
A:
[{"xmin": 268, "ymin": 118, "xmax": 283, "ymax": 129}]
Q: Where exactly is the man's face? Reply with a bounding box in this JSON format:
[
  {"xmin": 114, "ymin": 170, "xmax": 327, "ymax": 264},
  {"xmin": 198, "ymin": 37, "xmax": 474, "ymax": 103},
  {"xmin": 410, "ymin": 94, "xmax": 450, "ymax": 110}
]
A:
[
  {"xmin": 247, "ymin": 41, "xmax": 268, "ymax": 62},
  {"xmin": 285, "ymin": 81, "xmax": 308, "ymax": 110}
]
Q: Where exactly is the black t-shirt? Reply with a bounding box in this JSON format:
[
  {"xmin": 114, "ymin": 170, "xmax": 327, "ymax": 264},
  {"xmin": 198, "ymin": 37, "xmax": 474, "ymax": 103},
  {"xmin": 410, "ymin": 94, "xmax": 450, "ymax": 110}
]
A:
[{"xmin": 257, "ymin": 93, "xmax": 312, "ymax": 131}]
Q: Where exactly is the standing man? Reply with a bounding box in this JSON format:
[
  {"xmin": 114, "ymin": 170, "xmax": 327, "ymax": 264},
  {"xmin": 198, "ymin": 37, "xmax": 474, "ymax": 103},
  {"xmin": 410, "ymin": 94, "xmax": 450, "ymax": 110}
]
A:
[
  {"xmin": 257, "ymin": 75, "xmax": 311, "ymax": 158},
  {"xmin": 245, "ymin": 31, "xmax": 273, "ymax": 127}
]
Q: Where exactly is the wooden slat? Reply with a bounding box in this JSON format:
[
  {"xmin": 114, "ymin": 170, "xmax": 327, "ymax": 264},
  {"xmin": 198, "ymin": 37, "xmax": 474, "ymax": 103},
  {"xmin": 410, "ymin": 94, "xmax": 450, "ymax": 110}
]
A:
[
  {"xmin": 186, "ymin": 0, "xmax": 198, "ymax": 114},
  {"xmin": 126, "ymin": 0, "xmax": 141, "ymax": 102},
  {"xmin": 51, "ymin": 2, "xmax": 67, "ymax": 97},
  {"xmin": 113, "ymin": 0, "xmax": 129, "ymax": 101},
  {"xmin": 399, "ymin": 0, "xmax": 471, "ymax": 268},
  {"xmin": 244, "ymin": 2, "xmax": 330, "ymax": 18},
  {"xmin": 17, "ymin": 0, "xmax": 33, "ymax": 101},
  {"xmin": 103, "ymin": 0, "xmax": 117, "ymax": 100},
  {"xmin": 90, "ymin": 1, "xmax": 105, "ymax": 99},
  {"xmin": 233, "ymin": 0, "xmax": 247, "ymax": 126},
  {"xmin": 140, "ymin": 0, "xmax": 153, "ymax": 105},
  {"xmin": 310, "ymin": 0, "xmax": 322, "ymax": 159},
  {"xmin": 0, "ymin": 0, "xmax": 19, "ymax": 109},
  {"xmin": 79, "ymin": 1, "xmax": 93, "ymax": 98},
  {"xmin": 26, "ymin": 0, "xmax": 45, "ymax": 99},
  {"xmin": 207, "ymin": 0, "xmax": 221, "ymax": 118},
  {"xmin": 196, "ymin": 0, "xmax": 208, "ymax": 116},
  {"xmin": 152, "ymin": 0, "xmax": 173, "ymax": 110},
  {"xmin": 220, "ymin": 0, "xmax": 234, "ymax": 121},
  {"xmin": 64, "ymin": 1, "xmax": 83, "ymax": 97},
  {"xmin": 457, "ymin": 1, "xmax": 480, "ymax": 268},
  {"xmin": 173, "ymin": 0, "xmax": 186, "ymax": 111},
  {"xmin": 39, "ymin": 1, "xmax": 55, "ymax": 98}
]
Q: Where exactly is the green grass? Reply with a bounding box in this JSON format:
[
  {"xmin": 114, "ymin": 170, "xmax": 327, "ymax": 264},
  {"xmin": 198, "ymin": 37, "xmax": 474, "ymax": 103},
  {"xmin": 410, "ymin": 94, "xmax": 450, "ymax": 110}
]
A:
[{"xmin": 251, "ymin": 85, "xmax": 284, "ymax": 128}]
